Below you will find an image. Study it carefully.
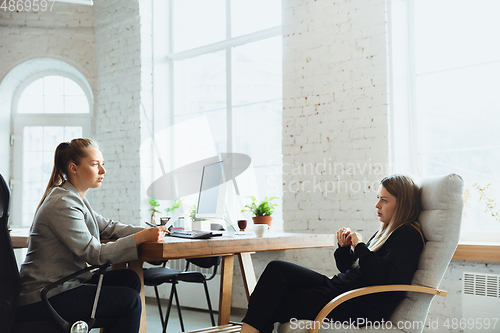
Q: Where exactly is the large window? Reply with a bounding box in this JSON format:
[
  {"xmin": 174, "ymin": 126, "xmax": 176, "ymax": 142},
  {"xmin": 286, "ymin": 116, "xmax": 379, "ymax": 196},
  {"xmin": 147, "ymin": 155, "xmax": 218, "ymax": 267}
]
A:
[
  {"xmin": 155, "ymin": 0, "xmax": 282, "ymax": 227},
  {"xmin": 11, "ymin": 73, "xmax": 92, "ymax": 227},
  {"xmin": 390, "ymin": 0, "xmax": 500, "ymax": 242}
]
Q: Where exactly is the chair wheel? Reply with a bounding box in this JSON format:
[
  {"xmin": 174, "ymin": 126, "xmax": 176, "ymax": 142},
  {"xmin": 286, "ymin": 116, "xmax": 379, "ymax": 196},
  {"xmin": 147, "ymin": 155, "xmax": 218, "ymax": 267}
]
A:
[{"xmin": 70, "ymin": 321, "xmax": 89, "ymax": 333}]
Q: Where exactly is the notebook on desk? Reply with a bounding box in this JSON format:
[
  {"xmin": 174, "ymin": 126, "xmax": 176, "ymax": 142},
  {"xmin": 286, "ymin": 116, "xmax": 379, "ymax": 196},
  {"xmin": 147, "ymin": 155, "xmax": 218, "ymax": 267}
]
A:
[{"xmin": 167, "ymin": 230, "xmax": 223, "ymax": 239}]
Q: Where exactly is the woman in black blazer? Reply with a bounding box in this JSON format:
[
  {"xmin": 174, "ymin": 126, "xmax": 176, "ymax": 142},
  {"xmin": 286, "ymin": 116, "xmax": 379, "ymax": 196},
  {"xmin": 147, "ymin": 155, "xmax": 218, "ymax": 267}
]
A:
[{"xmin": 240, "ymin": 174, "xmax": 425, "ymax": 333}]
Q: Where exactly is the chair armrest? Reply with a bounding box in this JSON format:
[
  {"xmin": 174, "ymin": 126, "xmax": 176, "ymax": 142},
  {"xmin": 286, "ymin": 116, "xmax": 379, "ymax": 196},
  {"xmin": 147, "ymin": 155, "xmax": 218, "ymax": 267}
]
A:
[
  {"xmin": 40, "ymin": 264, "xmax": 109, "ymax": 333},
  {"xmin": 309, "ymin": 285, "xmax": 447, "ymax": 333}
]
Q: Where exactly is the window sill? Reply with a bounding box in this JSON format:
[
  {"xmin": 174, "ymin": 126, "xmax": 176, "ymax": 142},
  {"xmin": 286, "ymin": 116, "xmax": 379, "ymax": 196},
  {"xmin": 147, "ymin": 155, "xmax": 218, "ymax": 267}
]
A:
[{"xmin": 452, "ymin": 242, "xmax": 500, "ymax": 262}]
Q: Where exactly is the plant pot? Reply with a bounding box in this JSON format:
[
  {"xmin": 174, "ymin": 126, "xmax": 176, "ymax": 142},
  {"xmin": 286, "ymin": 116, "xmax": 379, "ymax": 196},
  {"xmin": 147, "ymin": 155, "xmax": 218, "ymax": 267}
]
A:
[{"xmin": 252, "ymin": 216, "xmax": 272, "ymax": 227}]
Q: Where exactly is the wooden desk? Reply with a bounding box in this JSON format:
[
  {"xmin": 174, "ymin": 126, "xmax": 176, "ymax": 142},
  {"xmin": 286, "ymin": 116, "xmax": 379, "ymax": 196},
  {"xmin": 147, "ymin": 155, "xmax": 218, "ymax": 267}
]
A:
[
  {"xmin": 10, "ymin": 230, "xmax": 336, "ymax": 332},
  {"xmin": 10, "ymin": 228, "xmax": 29, "ymax": 249},
  {"xmin": 134, "ymin": 232, "xmax": 336, "ymax": 332}
]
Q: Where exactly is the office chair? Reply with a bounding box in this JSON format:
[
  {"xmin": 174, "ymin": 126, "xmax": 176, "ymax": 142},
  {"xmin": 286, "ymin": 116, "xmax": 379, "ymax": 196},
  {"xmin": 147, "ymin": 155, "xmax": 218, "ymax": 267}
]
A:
[
  {"xmin": 143, "ymin": 256, "xmax": 221, "ymax": 333},
  {"xmin": 0, "ymin": 173, "xmax": 112, "ymax": 333},
  {"xmin": 279, "ymin": 173, "xmax": 464, "ymax": 333}
]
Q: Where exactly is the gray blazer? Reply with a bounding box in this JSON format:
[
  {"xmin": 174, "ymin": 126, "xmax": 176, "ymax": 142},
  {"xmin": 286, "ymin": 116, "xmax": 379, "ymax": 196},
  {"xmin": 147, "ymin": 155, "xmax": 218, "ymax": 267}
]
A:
[{"xmin": 18, "ymin": 181, "xmax": 144, "ymax": 306}]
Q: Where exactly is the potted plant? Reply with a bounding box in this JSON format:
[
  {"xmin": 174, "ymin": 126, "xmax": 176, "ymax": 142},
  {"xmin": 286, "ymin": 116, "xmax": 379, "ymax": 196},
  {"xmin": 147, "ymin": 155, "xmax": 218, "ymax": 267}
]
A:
[
  {"xmin": 187, "ymin": 203, "xmax": 207, "ymax": 222},
  {"xmin": 149, "ymin": 197, "xmax": 161, "ymax": 225},
  {"xmin": 165, "ymin": 197, "xmax": 182, "ymax": 216},
  {"xmin": 162, "ymin": 197, "xmax": 182, "ymax": 227},
  {"xmin": 187, "ymin": 203, "xmax": 197, "ymax": 221},
  {"xmin": 187, "ymin": 202, "xmax": 211, "ymax": 230},
  {"xmin": 241, "ymin": 196, "xmax": 278, "ymax": 227}
]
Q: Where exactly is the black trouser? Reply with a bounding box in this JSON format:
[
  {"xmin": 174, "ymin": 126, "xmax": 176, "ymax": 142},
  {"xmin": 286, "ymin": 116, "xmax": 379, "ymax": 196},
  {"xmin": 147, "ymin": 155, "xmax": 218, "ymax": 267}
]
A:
[
  {"xmin": 16, "ymin": 269, "xmax": 142, "ymax": 333},
  {"xmin": 242, "ymin": 260, "xmax": 370, "ymax": 333}
]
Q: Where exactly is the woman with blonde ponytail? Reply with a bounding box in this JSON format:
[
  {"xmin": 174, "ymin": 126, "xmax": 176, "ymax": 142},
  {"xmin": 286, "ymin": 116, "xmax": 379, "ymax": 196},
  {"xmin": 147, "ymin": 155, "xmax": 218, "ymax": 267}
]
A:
[
  {"xmin": 240, "ymin": 174, "xmax": 425, "ymax": 333},
  {"xmin": 16, "ymin": 138, "xmax": 167, "ymax": 333}
]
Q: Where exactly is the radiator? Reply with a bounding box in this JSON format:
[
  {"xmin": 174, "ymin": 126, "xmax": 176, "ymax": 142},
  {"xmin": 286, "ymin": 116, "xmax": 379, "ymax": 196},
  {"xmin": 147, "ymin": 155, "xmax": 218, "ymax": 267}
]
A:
[{"xmin": 462, "ymin": 272, "xmax": 500, "ymax": 332}]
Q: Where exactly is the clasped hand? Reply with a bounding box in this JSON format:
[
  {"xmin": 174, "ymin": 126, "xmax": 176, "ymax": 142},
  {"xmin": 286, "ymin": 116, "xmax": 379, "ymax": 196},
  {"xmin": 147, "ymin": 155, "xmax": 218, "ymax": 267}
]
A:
[{"xmin": 336, "ymin": 227, "xmax": 362, "ymax": 248}]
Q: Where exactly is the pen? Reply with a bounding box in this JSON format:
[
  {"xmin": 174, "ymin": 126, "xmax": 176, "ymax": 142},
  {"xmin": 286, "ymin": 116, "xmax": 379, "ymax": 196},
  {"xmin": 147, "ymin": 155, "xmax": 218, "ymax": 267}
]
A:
[{"xmin": 145, "ymin": 221, "xmax": 159, "ymax": 228}]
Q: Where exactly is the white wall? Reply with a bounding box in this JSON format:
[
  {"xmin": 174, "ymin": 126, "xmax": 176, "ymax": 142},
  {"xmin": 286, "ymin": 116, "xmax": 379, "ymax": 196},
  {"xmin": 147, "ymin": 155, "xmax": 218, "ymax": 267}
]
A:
[
  {"xmin": 231, "ymin": 0, "xmax": 391, "ymax": 309},
  {"xmin": 282, "ymin": 0, "xmax": 389, "ymax": 237},
  {"xmin": 0, "ymin": 3, "xmax": 95, "ymax": 85},
  {"xmin": 92, "ymin": 0, "xmax": 144, "ymax": 224},
  {"xmin": 0, "ymin": 2, "xmax": 96, "ymax": 183}
]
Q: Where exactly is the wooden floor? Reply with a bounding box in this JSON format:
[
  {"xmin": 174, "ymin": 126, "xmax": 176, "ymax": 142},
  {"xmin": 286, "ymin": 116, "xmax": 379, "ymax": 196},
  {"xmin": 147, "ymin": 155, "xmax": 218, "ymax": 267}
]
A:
[
  {"xmin": 184, "ymin": 323, "xmax": 243, "ymax": 333},
  {"xmin": 89, "ymin": 297, "xmax": 247, "ymax": 333}
]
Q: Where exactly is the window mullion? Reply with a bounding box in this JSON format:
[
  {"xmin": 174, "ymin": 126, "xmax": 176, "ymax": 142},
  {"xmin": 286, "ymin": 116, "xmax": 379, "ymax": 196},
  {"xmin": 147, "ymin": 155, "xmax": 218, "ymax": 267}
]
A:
[
  {"xmin": 407, "ymin": 0, "xmax": 419, "ymax": 174},
  {"xmin": 226, "ymin": 0, "xmax": 232, "ymax": 154},
  {"xmin": 167, "ymin": 26, "xmax": 282, "ymax": 62},
  {"xmin": 226, "ymin": 0, "xmax": 231, "ymax": 40},
  {"xmin": 169, "ymin": 0, "xmax": 175, "ymax": 176},
  {"xmin": 226, "ymin": 47, "xmax": 232, "ymax": 155}
]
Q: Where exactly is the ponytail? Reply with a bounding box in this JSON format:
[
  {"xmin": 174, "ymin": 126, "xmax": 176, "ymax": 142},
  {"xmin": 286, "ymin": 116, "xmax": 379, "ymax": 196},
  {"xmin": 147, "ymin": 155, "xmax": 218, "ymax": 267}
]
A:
[{"xmin": 31, "ymin": 138, "xmax": 99, "ymax": 229}]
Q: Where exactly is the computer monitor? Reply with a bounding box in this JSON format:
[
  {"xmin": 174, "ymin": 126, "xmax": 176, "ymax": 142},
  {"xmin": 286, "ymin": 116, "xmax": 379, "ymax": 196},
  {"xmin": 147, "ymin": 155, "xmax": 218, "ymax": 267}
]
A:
[{"xmin": 195, "ymin": 161, "xmax": 226, "ymax": 220}]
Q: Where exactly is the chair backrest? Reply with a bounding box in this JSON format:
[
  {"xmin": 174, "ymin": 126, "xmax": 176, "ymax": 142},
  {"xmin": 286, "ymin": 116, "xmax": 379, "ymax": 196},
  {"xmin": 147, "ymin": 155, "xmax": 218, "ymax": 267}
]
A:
[
  {"xmin": 186, "ymin": 256, "xmax": 221, "ymax": 280},
  {"xmin": 0, "ymin": 173, "xmax": 22, "ymax": 333},
  {"xmin": 187, "ymin": 257, "xmax": 221, "ymax": 269},
  {"xmin": 390, "ymin": 173, "xmax": 464, "ymax": 333}
]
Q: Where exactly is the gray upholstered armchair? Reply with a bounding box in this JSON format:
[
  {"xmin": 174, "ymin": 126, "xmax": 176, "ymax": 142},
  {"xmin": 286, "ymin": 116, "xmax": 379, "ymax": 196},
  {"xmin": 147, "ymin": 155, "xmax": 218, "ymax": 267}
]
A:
[{"xmin": 279, "ymin": 173, "xmax": 464, "ymax": 333}]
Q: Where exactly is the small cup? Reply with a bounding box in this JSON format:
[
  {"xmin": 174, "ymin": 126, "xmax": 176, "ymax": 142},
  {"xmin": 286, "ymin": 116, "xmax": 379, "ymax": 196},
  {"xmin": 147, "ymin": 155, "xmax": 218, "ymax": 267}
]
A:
[
  {"xmin": 237, "ymin": 219, "xmax": 247, "ymax": 231},
  {"xmin": 254, "ymin": 224, "xmax": 267, "ymax": 237},
  {"xmin": 160, "ymin": 217, "xmax": 171, "ymax": 226}
]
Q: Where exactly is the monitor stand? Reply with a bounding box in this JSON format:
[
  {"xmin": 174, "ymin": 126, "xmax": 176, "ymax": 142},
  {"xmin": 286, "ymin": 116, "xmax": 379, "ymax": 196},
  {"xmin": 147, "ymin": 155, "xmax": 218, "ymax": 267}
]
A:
[{"xmin": 219, "ymin": 175, "xmax": 250, "ymax": 236}]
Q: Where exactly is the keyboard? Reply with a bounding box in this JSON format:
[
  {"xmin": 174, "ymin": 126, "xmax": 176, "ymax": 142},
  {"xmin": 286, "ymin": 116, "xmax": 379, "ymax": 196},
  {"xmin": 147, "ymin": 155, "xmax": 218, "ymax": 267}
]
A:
[{"xmin": 168, "ymin": 230, "xmax": 223, "ymax": 239}]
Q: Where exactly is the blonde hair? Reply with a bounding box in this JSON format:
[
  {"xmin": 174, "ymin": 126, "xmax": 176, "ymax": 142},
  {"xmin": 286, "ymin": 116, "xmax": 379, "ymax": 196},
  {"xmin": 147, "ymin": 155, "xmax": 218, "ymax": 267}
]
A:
[
  {"xmin": 367, "ymin": 174, "xmax": 424, "ymax": 252},
  {"xmin": 32, "ymin": 138, "xmax": 99, "ymax": 228}
]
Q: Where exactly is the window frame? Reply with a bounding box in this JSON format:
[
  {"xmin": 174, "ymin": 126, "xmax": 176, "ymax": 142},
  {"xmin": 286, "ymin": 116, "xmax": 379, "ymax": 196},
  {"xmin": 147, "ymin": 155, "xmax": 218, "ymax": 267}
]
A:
[
  {"xmin": 161, "ymin": 1, "xmax": 283, "ymax": 227},
  {"xmin": 12, "ymin": 70, "xmax": 94, "ymax": 116},
  {"xmin": 10, "ymin": 71, "xmax": 92, "ymax": 227},
  {"xmin": 167, "ymin": 26, "xmax": 282, "ymax": 157}
]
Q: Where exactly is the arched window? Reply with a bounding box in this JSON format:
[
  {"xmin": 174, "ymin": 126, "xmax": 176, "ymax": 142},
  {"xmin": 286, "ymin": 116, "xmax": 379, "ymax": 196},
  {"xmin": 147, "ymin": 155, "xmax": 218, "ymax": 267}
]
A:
[
  {"xmin": 17, "ymin": 75, "xmax": 90, "ymax": 114},
  {"xmin": 11, "ymin": 71, "xmax": 92, "ymax": 227}
]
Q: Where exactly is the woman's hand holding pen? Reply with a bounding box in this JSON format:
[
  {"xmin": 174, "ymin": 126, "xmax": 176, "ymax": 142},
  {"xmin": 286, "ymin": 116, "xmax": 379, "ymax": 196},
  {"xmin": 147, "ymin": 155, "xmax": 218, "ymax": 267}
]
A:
[{"xmin": 134, "ymin": 223, "xmax": 167, "ymax": 245}]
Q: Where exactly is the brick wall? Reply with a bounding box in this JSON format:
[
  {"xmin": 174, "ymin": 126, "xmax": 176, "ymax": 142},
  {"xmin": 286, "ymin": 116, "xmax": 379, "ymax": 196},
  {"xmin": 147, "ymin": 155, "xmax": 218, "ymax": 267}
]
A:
[
  {"xmin": 282, "ymin": 0, "xmax": 389, "ymax": 229},
  {"xmin": 0, "ymin": 3, "xmax": 96, "ymax": 89},
  {"xmin": 0, "ymin": 2, "xmax": 96, "ymax": 182},
  {"xmin": 282, "ymin": 0, "xmax": 389, "ymax": 273},
  {"xmin": 231, "ymin": 0, "xmax": 391, "ymax": 309}
]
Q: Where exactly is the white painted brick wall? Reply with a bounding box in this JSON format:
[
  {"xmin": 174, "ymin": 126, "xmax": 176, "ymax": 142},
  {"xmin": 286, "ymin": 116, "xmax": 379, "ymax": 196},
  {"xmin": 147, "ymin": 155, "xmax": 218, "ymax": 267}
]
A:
[
  {"xmin": 232, "ymin": 0, "xmax": 391, "ymax": 309},
  {"xmin": 0, "ymin": 2, "xmax": 95, "ymax": 219},
  {"xmin": 0, "ymin": 3, "xmax": 96, "ymax": 90},
  {"xmin": 92, "ymin": 0, "xmax": 143, "ymax": 224},
  {"xmin": 282, "ymin": 0, "xmax": 389, "ymax": 251}
]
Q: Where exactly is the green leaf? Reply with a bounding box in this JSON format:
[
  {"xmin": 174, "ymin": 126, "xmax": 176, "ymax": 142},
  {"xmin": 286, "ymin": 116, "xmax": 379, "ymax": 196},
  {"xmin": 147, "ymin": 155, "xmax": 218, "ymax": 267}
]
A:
[
  {"xmin": 165, "ymin": 197, "xmax": 182, "ymax": 213},
  {"xmin": 149, "ymin": 197, "xmax": 160, "ymax": 207},
  {"xmin": 241, "ymin": 196, "xmax": 279, "ymax": 216}
]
